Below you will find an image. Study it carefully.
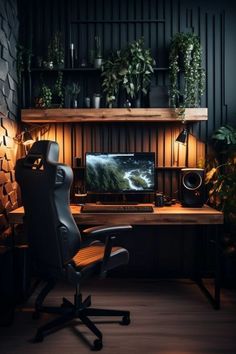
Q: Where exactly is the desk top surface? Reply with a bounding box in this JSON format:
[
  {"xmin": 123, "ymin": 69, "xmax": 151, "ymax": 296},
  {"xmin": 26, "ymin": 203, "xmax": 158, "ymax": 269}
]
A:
[{"xmin": 9, "ymin": 203, "xmax": 223, "ymax": 225}]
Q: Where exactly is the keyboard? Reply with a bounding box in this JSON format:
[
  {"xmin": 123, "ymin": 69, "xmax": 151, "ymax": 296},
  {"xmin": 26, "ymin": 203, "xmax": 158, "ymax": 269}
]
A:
[{"xmin": 81, "ymin": 204, "xmax": 154, "ymax": 213}]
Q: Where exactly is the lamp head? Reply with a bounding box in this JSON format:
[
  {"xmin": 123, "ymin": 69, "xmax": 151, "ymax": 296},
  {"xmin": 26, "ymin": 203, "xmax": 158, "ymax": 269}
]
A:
[
  {"xmin": 22, "ymin": 131, "xmax": 34, "ymax": 146},
  {"xmin": 176, "ymin": 128, "xmax": 188, "ymax": 144}
]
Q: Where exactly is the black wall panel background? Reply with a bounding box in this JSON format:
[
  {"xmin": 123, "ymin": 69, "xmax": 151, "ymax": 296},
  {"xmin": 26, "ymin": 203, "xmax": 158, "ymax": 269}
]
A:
[
  {"xmin": 18, "ymin": 0, "xmax": 236, "ymax": 140},
  {"xmin": 17, "ymin": 0, "xmax": 236, "ymax": 276}
]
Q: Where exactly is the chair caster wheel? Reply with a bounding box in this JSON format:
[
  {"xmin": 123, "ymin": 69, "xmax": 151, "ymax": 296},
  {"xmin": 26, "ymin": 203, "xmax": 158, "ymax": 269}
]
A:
[
  {"xmin": 93, "ymin": 339, "xmax": 103, "ymax": 351},
  {"xmin": 120, "ymin": 315, "xmax": 130, "ymax": 325},
  {"xmin": 32, "ymin": 311, "xmax": 40, "ymax": 320},
  {"xmin": 34, "ymin": 332, "xmax": 44, "ymax": 342}
]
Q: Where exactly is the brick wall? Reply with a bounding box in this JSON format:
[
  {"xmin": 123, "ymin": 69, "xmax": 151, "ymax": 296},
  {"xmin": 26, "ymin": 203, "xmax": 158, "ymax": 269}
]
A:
[{"xmin": 0, "ymin": 0, "xmax": 19, "ymax": 242}]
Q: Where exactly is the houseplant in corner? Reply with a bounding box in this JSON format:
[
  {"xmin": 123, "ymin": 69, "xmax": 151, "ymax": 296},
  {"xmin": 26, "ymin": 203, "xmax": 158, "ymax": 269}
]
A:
[
  {"xmin": 205, "ymin": 125, "xmax": 236, "ymax": 285},
  {"xmin": 169, "ymin": 32, "xmax": 205, "ymax": 120}
]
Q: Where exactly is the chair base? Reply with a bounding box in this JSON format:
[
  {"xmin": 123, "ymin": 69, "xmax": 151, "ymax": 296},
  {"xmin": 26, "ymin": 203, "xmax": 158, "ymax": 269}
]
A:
[{"xmin": 33, "ymin": 286, "xmax": 130, "ymax": 351}]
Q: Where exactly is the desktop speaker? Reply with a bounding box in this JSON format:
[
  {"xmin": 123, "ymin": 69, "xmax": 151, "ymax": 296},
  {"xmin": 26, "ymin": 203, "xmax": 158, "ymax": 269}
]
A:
[{"xmin": 180, "ymin": 168, "xmax": 205, "ymax": 207}]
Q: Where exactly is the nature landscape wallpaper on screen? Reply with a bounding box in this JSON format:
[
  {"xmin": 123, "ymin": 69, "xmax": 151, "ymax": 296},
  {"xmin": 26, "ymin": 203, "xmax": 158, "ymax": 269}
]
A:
[{"xmin": 86, "ymin": 153, "xmax": 155, "ymax": 192}]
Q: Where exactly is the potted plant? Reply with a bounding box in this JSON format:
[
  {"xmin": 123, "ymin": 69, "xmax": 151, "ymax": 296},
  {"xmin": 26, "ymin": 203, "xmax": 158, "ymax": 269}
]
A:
[
  {"xmin": 101, "ymin": 51, "xmax": 124, "ymax": 108},
  {"xmin": 16, "ymin": 45, "xmax": 33, "ymax": 83},
  {"xmin": 205, "ymin": 125, "xmax": 236, "ymax": 285},
  {"xmin": 94, "ymin": 35, "xmax": 102, "ymax": 69},
  {"xmin": 65, "ymin": 82, "xmax": 80, "ymax": 108},
  {"xmin": 47, "ymin": 32, "xmax": 64, "ymax": 69},
  {"xmin": 102, "ymin": 38, "xmax": 155, "ymax": 108},
  {"xmin": 121, "ymin": 38, "xmax": 155, "ymax": 107},
  {"xmin": 169, "ymin": 32, "xmax": 205, "ymax": 112},
  {"xmin": 35, "ymin": 84, "xmax": 52, "ymax": 108},
  {"xmin": 93, "ymin": 93, "xmax": 101, "ymax": 109}
]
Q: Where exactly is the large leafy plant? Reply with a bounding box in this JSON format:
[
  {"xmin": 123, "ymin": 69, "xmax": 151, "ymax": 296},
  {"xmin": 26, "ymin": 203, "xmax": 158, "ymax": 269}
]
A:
[
  {"xmin": 102, "ymin": 38, "xmax": 155, "ymax": 107},
  {"xmin": 121, "ymin": 38, "xmax": 155, "ymax": 100},
  {"xmin": 205, "ymin": 125, "xmax": 236, "ymax": 226},
  {"xmin": 169, "ymin": 32, "xmax": 205, "ymax": 109}
]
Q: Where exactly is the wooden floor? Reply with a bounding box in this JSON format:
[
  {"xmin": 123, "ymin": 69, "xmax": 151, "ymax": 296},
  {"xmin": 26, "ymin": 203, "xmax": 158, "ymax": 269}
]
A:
[{"xmin": 1, "ymin": 278, "xmax": 236, "ymax": 354}]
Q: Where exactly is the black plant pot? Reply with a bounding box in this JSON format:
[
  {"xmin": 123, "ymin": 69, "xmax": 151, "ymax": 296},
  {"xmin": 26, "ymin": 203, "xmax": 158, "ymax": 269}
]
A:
[{"xmin": 131, "ymin": 94, "xmax": 142, "ymax": 108}]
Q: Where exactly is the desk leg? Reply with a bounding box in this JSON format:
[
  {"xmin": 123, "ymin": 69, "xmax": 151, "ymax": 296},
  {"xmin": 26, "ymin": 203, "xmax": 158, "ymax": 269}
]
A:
[
  {"xmin": 195, "ymin": 224, "xmax": 221, "ymax": 310},
  {"xmin": 214, "ymin": 225, "xmax": 221, "ymax": 309}
]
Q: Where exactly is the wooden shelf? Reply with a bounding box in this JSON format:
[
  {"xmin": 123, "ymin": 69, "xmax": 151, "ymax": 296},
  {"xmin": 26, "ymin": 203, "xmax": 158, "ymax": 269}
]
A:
[
  {"xmin": 30, "ymin": 67, "xmax": 168, "ymax": 72},
  {"xmin": 71, "ymin": 19, "xmax": 165, "ymax": 24},
  {"xmin": 30, "ymin": 67, "xmax": 101, "ymax": 72},
  {"xmin": 21, "ymin": 108, "xmax": 208, "ymax": 123}
]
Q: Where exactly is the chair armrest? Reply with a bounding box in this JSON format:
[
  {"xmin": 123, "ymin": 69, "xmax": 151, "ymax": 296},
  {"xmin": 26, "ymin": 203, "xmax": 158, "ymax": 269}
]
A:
[
  {"xmin": 82, "ymin": 224, "xmax": 132, "ymax": 237},
  {"xmin": 83, "ymin": 225, "xmax": 132, "ymax": 278}
]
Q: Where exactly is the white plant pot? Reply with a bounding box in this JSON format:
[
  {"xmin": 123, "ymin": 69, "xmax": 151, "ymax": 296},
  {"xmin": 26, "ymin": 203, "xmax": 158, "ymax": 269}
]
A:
[
  {"xmin": 93, "ymin": 95, "xmax": 101, "ymax": 109},
  {"xmin": 73, "ymin": 99, "xmax": 78, "ymax": 108},
  {"xmin": 94, "ymin": 58, "xmax": 102, "ymax": 69}
]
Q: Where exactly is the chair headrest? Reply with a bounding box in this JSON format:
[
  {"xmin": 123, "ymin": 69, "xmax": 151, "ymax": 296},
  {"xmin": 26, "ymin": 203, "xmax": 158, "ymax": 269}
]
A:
[{"xmin": 27, "ymin": 140, "xmax": 59, "ymax": 163}]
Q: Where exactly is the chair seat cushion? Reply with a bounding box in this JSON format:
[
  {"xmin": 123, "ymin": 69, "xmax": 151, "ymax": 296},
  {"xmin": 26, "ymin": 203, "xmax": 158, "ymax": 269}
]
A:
[{"xmin": 72, "ymin": 242, "xmax": 129, "ymax": 271}]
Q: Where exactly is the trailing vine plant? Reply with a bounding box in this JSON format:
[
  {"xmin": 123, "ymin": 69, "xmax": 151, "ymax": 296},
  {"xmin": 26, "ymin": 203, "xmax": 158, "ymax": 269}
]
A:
[
  {"xmin": 169, "ymin": 32, "xmax": 205, "ymax": 111},
  {"xmin": 53, "ymin": 71, "xmax": 64, "ymax": 107}
]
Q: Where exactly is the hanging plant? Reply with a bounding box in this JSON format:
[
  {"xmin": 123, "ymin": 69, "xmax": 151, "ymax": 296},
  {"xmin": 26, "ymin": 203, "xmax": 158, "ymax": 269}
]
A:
[
  {"xmin": 169, "ymin": 32, "xmax": 205, "ymax": 109},
  {"xmin": 53, "ymin": 71, "xmax": 64, "ymax": 107}
]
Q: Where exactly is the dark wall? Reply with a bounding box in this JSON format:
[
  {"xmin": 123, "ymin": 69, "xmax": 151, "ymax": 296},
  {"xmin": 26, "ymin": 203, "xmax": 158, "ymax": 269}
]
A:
[{"xmin": 19, "ymin": 0, "xmax": 236, "ymax": 140}]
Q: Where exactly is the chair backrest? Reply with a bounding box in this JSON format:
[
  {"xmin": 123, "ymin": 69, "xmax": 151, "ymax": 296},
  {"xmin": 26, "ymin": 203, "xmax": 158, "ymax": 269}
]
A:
[{"xmin": 15, "ymin": 140, "xmax": 81, "ymax": 279}]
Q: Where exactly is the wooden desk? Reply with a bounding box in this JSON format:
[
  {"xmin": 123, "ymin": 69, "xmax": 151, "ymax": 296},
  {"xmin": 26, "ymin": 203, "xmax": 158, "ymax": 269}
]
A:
[
  {"xmin": 9, "ymin": 203, "xmax": 223, "ymax": 226},
  {"xmin": 9, "ymin": 204, "xmax": 224, "ymax": 309}
]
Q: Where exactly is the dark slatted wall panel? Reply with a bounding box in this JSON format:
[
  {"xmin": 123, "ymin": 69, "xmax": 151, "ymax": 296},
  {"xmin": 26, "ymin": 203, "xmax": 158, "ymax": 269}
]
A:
[{"xmin": 19, "ymin": 0, "xmax": 236, "ymax": 199}]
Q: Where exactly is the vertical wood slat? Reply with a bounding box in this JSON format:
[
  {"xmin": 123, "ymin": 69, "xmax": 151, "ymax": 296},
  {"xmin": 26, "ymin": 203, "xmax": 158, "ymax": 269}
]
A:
[{"xmin": 36, "ymin": 121, "xmax": 204, "ymax": 198}]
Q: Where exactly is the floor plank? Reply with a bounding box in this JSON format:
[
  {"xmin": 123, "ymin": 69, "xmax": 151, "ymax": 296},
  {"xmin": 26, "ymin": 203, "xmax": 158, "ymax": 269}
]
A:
[{"xmin": 1, "ymin": 279, "xmax": 236, "ymax": 354}]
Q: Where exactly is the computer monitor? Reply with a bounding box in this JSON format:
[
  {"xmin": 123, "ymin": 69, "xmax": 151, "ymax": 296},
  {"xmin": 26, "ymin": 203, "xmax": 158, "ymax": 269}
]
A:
[{"xmin": 85, "ymin": 153, "xmax": 155, "ymax": 193}]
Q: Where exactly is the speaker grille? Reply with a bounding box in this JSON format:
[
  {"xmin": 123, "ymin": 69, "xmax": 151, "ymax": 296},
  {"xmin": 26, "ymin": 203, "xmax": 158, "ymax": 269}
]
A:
[
  {"xmin": 182, "ymin": 171, "xmax": 202, "ymax": 191},
  {"xmin": 181, "ymin": 168, "xmax": 205, "ymax": 207}
]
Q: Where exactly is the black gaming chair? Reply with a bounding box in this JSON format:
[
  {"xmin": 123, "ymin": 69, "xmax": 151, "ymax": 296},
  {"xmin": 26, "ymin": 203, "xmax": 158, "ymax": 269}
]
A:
[{"xmin": 15, "ymin": 140, "xmax": 132, "ymax": 350}]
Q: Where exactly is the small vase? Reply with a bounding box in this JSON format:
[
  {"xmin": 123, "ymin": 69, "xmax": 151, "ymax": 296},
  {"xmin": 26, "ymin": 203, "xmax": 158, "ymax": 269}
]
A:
[
  {"xmin": 94, "ymin": 58, "xmax": 102, "ymax": 69},
  {"xmin": 84, "ymin": 97, "xmax": 91, "ymax": 108},
  {"xmin": 93, "ymin": 94, "xmax": 101, "ymax": 109},
  {"xmin": 73, "ymin": 99, "xmax": 78, "ymax": 108},
  {"xmin": 134, "ymin": 97, "xmax": 141, "ymax": 108}
]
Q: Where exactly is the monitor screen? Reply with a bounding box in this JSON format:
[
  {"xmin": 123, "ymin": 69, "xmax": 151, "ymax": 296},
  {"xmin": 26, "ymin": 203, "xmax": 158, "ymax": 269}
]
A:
[{"xmin": 85, "ymin": 153, "xmax": 155, "ymax": 193}]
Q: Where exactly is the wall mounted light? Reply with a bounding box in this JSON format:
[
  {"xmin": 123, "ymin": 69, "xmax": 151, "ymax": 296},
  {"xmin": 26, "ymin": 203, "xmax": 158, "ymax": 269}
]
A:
[
  {"xmin": 14, "ymin": 129, "xmax": 35, "ymax": 145},
  {"xmin": 14, "ymin": 125, "xmax": 49, "ymax": 153},
  {"xmin": 21, "ymin": 130, "xmax": 35, "ymax": 145},
  {"xmin": 175, "ymin": 128, "xmax": 188, "ymax": 144}
]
